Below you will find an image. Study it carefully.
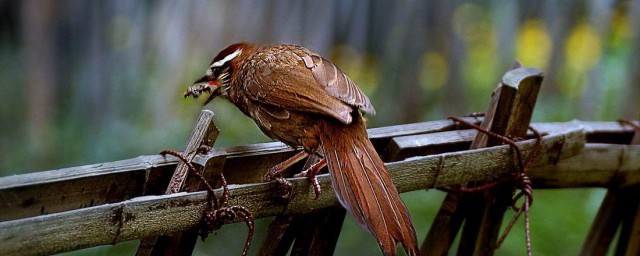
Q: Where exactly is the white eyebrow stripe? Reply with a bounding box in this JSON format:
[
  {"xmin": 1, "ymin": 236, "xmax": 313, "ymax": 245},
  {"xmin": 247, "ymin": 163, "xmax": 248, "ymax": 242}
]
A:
[{"xmin": 210, "ymin": 49, "xmax": 242, "ymax": 68}]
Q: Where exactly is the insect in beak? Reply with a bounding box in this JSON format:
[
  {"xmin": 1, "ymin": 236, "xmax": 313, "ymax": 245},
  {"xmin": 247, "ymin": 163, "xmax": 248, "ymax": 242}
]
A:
[{"xmin": 184, "ymin": 75, "xmax": 222, "ymax": 105}]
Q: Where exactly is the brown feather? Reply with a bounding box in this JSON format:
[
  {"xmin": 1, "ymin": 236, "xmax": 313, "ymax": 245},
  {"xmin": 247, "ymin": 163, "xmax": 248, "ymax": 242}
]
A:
[
  {"xmin": 302, "ymin": 54, "xmax": 375, "ymax": 115},
  {"xmin": 319, "ymin": 114, "xmax": 418, "ymax": 256},
  {"xmin": 242, "ymin": 45, "xmax": 374, "ymax": 125}
]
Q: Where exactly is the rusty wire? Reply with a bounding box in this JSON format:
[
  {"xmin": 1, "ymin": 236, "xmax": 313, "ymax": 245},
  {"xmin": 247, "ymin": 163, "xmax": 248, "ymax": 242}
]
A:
[
  {"xmin": 447, "ymin": 117, "xmax": 543, "ymax": 256},
  {"xmin": 160, "ymin": 149, "xmax": 255, "ymax": 256},
  {"xmin": 160, "ymin": 149, "xmax": 219, "ymax": 208}
]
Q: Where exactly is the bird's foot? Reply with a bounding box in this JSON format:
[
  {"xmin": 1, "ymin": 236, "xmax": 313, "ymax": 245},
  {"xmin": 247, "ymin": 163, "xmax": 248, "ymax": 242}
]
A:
[
  {"xmin": 293, "ymin": 170, "xmax": 320, "ymax": 199},
  {"xmin": 264, "ymin": 167, "xmax": 293, "ymax": 199},
  {"xmin": 263, "ymin": 151, "xmax": 310, "ymax": 199},
  {"xmin": 293, "ymin": 158, "xmax": 326, "ymax": 199}
]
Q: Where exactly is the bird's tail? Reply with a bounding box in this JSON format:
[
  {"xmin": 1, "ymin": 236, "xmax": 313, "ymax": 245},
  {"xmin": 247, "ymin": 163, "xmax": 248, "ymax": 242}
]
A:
[{"xmin": 319, "ymin": 114, "xmax": 419, "ymax": 256}]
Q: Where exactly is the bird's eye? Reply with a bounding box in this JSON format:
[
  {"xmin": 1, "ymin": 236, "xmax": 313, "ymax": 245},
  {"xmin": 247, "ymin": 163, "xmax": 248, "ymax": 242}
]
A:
[{"xmin": 212, "ymin": 67, "xmax": 220, "ymax": 76}]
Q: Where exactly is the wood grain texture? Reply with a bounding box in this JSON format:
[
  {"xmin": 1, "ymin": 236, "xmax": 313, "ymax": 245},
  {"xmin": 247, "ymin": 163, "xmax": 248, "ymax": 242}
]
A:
[
  {"xmin": 137, "ymin": 110, "xmax": 221, "ymax": 256},
  {"xmin": 423, "ymin": 66, "xmax": 543, "ymax": 256},
  {"xmin": 458, "ymin": 67, "xmax": 543, "ymax": 256},
  {"xmin": 0, "ymin": 120, "xmax": 632, "ymax": 223},
  {"xmin": 257, "ymin": 215, "xmax": 299, "ymax": 256},
  {"xmin": 0, "ymin": 117, "xmax": 481, "ymax": 222},
  {"xmin": 0, "ymin": 155, "xmax": 176, "ymax": 222},
  {"xmin": 257, "ymin": 154, "xmax": 346, "ymax": 256},
  {"xmin": 579, "ymin": 121, "xmax": 640, "ymax": 256},
  {"xmin": 578, "ymin": 187, "xmax": 640, "ymax": 256},
  {"xmin": 622, "ymin": 201, "xmax": 640, "ymax": 255},
  {"xmin": 165, "ymin": 110, "xmax": 219, "ymax": 194},
  {"xmin": 0, "ymin": 128, "xmax": 588, "ymax": 256},
  {"xmin": 289, "ymin": 208, "xmax": 346, "ymax": 256},
  {"xmin": 621, "ymin": 127, "xmax": 640, "ymax": 256}
]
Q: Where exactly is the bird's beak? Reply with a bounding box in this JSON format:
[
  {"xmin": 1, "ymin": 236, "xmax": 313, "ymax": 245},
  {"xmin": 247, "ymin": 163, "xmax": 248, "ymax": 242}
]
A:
[
  {"xmin": 186, "ymin": 75, "xmax": 222, "ymax": 106},
  {"xmin": 203, "ymin": 84, "xmax": 222, "ymax": 105}
]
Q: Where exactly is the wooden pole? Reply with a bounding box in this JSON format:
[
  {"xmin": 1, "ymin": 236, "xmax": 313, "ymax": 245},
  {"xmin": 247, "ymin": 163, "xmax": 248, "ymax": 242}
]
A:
[
  {"xmin": 460, "ymin": 67, "xmax": 543, "ymax": 255},
  {"xmin": 422, "ymin": 66, "xmax": 543, "ymax": 255},
  {"xmin": 257, "ymin": 153, "xmax": 348, "ymax": 256},
  {"xmin": 620, "ymin": 200, "xmax": 640, "ymax": 255},
  {"xmin": 580, "ymin": 121, "xmax": 640, "ymax": 256},
  {"xmin": 289, "ymin": 208, "xmax": 346, "ymax": 256},
  {"xmin": 136, "ymin": 110, "xmax": 221, "ymax": 256}
]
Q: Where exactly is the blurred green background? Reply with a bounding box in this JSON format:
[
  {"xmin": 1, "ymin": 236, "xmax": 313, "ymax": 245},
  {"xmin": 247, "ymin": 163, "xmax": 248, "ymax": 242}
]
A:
[{"xmin": 1, "ymin": 0, "xmax": 638, "ymax": 255}]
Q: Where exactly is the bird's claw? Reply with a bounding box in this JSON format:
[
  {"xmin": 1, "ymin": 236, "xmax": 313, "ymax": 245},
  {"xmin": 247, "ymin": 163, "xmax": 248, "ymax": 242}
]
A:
[
  {"xmin": 294, "ymin": 170, "xmax": 321, "ymax": 199},
  {"xmin": 264, "ymin": 168, "xmax": 293, "ymax": 199}
]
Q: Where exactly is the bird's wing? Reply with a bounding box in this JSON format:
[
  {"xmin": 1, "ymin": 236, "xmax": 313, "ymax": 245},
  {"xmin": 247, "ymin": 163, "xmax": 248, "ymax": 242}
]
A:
[
  {"xmin": 242, "ymin": 48, "xmax": 374, "ymax": 124},
  {"xmin": 300, "ymin": 54, "xmax": 375, "ymax": 116}
]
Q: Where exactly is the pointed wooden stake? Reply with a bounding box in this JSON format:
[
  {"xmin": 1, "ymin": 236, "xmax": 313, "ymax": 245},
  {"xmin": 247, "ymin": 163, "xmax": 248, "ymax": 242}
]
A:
[
  {"xmin": 136, "ymin": 110, "xmax": 221, "ymax": 256},
  {"xmin": 459, "ymin": 67, "xmax": 543, "ymax": 255},
  {"xmin": 422, "ymin": 66, "xmax": 543, "ymax": 255}
]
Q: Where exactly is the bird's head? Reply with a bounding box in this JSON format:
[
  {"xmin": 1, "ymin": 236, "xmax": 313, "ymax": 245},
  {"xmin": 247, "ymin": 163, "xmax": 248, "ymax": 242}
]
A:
[{"xmin": 185, "ymin": 42, "xmax": 253, "ymax": 105}]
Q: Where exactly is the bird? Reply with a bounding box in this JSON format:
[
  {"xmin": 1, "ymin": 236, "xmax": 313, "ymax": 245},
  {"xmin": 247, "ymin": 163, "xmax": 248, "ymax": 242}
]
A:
[{"xmin": 184, "ymin": 43, "xmax": 419, "ymax": 256}]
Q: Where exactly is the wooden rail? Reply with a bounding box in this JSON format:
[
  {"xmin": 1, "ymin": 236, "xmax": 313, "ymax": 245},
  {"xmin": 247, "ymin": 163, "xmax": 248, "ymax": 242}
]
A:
[
  {"xmin": 2, "ymin": 119, "xmax": 640, "ymax": 255},
  {"xmin": 0, "ymin": 121, "xmax": 632, "ymax": 221},
  {"xmin": 0, "ymin": 117, "xmax": 486, "ymax": 222}
]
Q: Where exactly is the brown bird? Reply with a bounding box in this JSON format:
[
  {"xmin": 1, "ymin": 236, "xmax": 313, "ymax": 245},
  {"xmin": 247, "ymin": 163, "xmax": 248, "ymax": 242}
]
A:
[{"xmin": 185, "ymin": 43, "xmax": 418, "ymax": 255}]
